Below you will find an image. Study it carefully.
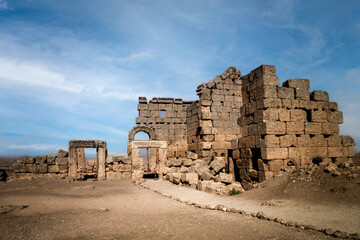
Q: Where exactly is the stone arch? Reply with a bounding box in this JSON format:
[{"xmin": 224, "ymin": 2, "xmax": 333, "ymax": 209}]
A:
[{"xmin": 128, "ymin": 126, "xmax": 156, "ymax": 141}]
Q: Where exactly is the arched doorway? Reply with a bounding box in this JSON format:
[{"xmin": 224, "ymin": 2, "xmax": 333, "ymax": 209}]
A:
[
  {"xmin": 128, "ymin": 126, "xmax": 156, "ymax": 141},
  {"xmin": 128, "ymin": 126, "xmax": 166, "ymax": 179}
]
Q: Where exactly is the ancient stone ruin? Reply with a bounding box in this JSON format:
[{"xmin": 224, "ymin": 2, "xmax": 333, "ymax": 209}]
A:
[
  {"xmin": 11, "ymin": 64, "xmax": 356, "ymax": 193},
  {"xmin": 128, "ymin": 64, "xmax": 356, "ymax": 192}
]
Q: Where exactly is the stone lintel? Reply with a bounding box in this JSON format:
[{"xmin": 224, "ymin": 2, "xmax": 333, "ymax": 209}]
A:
[
  {"xmin": 131, "ymin": 140, "xmax": 167, "ymax": 149},
  {"xmin": 69, "ymin": 140, "xmax": 107, "ymax": 149}
]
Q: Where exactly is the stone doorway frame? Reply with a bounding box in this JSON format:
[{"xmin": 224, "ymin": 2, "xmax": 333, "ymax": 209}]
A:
[
  {"xmin": 129, "ymin": 140, "xmax": 167, "ymax": 179},
  {"xmin": 68, "ymin": 140, "xmax": 107, "ymax": 181}
]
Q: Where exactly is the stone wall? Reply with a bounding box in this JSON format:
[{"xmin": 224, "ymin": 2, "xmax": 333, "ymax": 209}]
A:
[
  {"xmin": 191, "ymin": 67, "xmax": 242, "ymax": 160},
  {"xmin": 186, "ymin": 101, "xmax": 200, "ymax": 156},
  {"xmin": 12, "ymin": 149, "xmax": 69, "ymax": 179},
  {"xmin": 135, "ymin": 97, "xmax": 194, "ymax": 158},
  {"xmin": 232, "ymin": 65, "xmax": 356, "ymax": 188},
  {"xmin": 132, "ymin": 64, "xmax": 356, "ymax": 191},
  {"xmin": 105, "ymin": 155, "xmax": 132, "ymax": 179}
]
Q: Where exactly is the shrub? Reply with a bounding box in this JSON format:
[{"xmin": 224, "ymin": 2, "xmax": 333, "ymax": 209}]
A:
[{"xmin": 229, "ymin": 188, "xmax": 242, "ymax": 195}]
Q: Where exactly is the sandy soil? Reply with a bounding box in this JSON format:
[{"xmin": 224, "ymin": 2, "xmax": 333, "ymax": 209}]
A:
[
  {"xmin": 143, "ymin": 165, "xmax": 360, "ymax": 235},
  {"xmin": 0, "ymin": 178, "xmax": 333, "ymax": 240}
]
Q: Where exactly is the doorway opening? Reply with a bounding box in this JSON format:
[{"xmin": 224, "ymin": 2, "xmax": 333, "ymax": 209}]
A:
[{"xmin": 140, "ymin": 147, "xmax": 159, "ymax": 178}]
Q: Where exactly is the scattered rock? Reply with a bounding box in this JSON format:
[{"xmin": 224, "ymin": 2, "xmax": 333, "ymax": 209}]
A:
[
  {"xmin": 218, "ymin": 172, "xmax": 233, "ymax": 184},
  {"xmin": 196, "ymin": 166, "xmax": 213, "ymax": 181},
  {"xmin": 99, "ymin": 206, "xmax": 107, "ymax": 212},
  {"xmin": 210, "ymin": 157, "xmax": 225, "ymax": 173},
  {"xmin": 332, "ymin": 230, "xmax": 347, "ymax": 239},
  {"xmin": 184, "ymin": 172, "xmax": 198, "ymax": 185},
  {"xmin": 228, "ymin": 182, "xmax": 244, "ymax": 193},
  {"xmin": 205, "ymin": 182, "xmax": 225, "ymax": 194},
  {"xmin": 214, "ymin": 204, "xmax": 225, "ymax": 210},
  {"xmin": 331, "ymin": 170, "xmax": 341, "ymax": 176},
  {"xmin": 324, "ymin": 163, "xmax": 341, "ymax": 176},
  {"xmin": 261, "ymin": 201, "xmax": 276, "ymax": 206},
  {"xmin": 324, "ymin": 228, "xmax": 334, "ymax": 236},
  {"xmin": 256, "ymin": 211, "xmax": 268, "ymax": 220}
]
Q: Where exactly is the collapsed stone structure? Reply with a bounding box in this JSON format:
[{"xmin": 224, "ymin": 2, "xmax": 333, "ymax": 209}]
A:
[
  {"xmin": 129, "ymin": 64, "xmax": 356, "ymax": 191},
  {"xmin": 11, "ymin": 64, "xmax": 356, "ymax": 193}
]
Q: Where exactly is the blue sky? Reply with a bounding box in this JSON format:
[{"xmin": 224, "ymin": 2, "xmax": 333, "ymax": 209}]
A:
[{"xmin": 0, "ymin": 0, "xmax": 359, "ymax": 157}]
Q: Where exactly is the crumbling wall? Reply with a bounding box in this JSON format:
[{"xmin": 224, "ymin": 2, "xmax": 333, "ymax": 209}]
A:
[
  {"xmin": 135, "ymin": 97, "xmax": 194, "ymax": 158},
  {"xmin": 132, "ymin": 64, "xmax": 356, "ymax": 193},
  {"xmin": 186, "ymin": 101, "xmax": 200, "ymax": 154},
  {"xmin": 163, "ymin": 150, "xmax": 244, "ymax": 195},
  {"xmin": 189, "ymin": 67, "xmax": 242, "ymax": 162},
  {"xmin": 232, "ymin": 65, "xmax": 356, "ymax": 189},
  {"xmin": 12, "ymin": 149, "xmax": 69, "ymax": 179},
  {"xmin": 105, "ymin": 155, "xmax": 132, "ymax": 179}
]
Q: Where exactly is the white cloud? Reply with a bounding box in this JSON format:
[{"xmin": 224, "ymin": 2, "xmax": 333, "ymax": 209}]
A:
[
  {"xmin": 0, "ymin": 0, "xmax": 8, "ymax": 9},
  {"xmin": 0, "ymin": 57, "xmax": 84, "ymax": 92},
  {"xmin": 278, "ymin": 24, "xmax": 329, "ymax": 70},
  {"xmin": 103, "ymin": 50, "xmax": 154, "ymax": 65},
  {"xmin": 7, "ymin": 143, "xmax": 64, "ymax": 151}
]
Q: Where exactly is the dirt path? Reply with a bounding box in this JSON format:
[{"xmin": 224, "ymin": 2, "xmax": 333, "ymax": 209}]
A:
[
  {"xmin": 0, "ymin": 179, "xmax": 332, "ymax": 240},
  {"xmin": 143, "ymin": 179, "xmax": 360, "ymax": 234}
]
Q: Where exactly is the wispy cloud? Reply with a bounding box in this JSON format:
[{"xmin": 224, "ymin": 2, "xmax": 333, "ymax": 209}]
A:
[
  {"xmin": 345, "ymin": 67, "xmax": 360, "ymax": 86},
  {"xmin": 103, "ymin": 50, "xmax": 154, "ymax": 65},
  {"xmin": 0, "ymin": 0, "xmax": 8, "ymax": 10},
  {"xmin": 7, "ymin": 143, "xmax": 62, "ymax": 151},
  {"xmin": 0, "ymin": 0, "xmax": 359, "ymax": 156},
  {"xmin": 277, "ymin": 24, "xmax": 329, "ymax": 70},
  {"xmin": 0, "ymin": 57, "xmax": 84, "ymax": 92}
]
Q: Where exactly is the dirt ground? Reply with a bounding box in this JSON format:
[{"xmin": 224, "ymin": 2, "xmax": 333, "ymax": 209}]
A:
[
  {"xmin": 0, "ymin": 178, "xmax": 334, "ymax": 240},
  {"xmin": 143, "ymin": 164, "xmax": 360, "ymax": 236}
]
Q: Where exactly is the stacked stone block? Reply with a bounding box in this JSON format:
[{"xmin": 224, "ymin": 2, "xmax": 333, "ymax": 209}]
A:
[
  {"xmin": 164, "ymin": 151, "xmax": 237, "ymax": 194},
  {"xmin": 105, "ymin": 155, "xmax": 132, "ymax": 179},
  {"xmin": 136, "ymin": 97, "xmax": 193, "ymax": 158},
  {"xmin": 131, "ymin": 64, "xmax": 356, "ymax": 191},
  {"xmin": 190, "ymin": 66, "xmax": 242, "ymax": 160},
  {"xmin": 12, "ymin": 149, "xmax": 69, "ymax": 179},
  {"xmin": 186, "ymin": 101, "xmax": 200, "ymax": 153},
  {"xmin": 232, "ymin": 65, "xmax": 355, "ymax": 188}
]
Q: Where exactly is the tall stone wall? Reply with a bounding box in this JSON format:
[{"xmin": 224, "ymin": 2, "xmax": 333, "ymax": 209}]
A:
[
  {"xmin": 135, "ymin": 97, "xmax": 194, "ymax": 158},
  {"xmin": 132, "ymin": 63, "xmax": 356, "ymax": 191},
  {"xmin": 232, "ymin": 65, "xmax": 356, "ymax": 188},
  {"xmin": 189, "ymin": 67, "xmax": 242, "ymax": 161},
  {"xmin": 186, "ymin": 101, "xmax": 200, "ymax": 154}
]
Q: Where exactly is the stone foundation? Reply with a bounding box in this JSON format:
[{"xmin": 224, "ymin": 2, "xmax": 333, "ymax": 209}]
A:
[{"xmin": 12, "ymin": 149, "xmax": 69, "ymax": 179}]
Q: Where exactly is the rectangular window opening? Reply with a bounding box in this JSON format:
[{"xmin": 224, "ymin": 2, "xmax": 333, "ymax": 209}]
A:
[{"xmin": 160, "ymin": 110, "xmax": 166, "ymax": 118}]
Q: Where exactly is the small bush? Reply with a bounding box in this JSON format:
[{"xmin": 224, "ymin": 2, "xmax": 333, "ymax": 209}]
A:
[{"xmin": 229, "ymin": 188, "xmax": 242, "ymax": 196}]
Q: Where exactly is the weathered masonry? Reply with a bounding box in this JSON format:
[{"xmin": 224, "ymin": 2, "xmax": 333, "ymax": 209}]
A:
[
  {"xmin": 11, "ymin": 64, "xmax": 356, "ymax": 188},
  {"xmin": 68, "ymin": 140, "xmax": 107, "ymax": 180},
  {"xmin": 130, "ymin": 64, "xmax": 356, "ymax": 189},
  {"xmin": 133, "ymin": 98, "xmax": 194, "ymax": 159}
]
